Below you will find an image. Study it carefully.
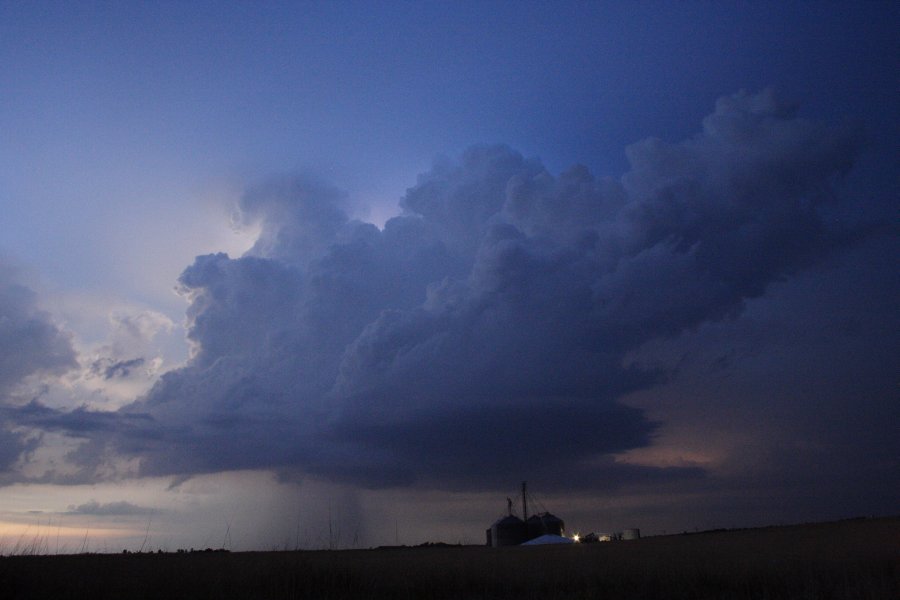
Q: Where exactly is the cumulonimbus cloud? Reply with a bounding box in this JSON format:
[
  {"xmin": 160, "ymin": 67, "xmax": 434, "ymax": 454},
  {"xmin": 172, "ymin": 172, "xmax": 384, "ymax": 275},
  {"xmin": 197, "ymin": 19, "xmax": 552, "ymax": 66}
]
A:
[{"xmin": 13, "ymin": 90, "xmax": 871, "ymax": 490}]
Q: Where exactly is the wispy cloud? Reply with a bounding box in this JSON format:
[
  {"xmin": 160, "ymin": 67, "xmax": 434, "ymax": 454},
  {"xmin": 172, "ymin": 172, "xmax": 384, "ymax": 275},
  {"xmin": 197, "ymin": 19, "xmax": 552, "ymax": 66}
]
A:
[{"xmin": 66, "ymin": 500, "xmax": 157, "ymax": 516}]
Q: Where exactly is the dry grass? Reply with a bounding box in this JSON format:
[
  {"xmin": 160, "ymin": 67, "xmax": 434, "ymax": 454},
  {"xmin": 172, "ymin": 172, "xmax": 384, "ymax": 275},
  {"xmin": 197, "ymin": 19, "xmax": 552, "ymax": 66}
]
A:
[{"xmin": 0, "ymin": 517, "xmax": 897, "ymax": 599}]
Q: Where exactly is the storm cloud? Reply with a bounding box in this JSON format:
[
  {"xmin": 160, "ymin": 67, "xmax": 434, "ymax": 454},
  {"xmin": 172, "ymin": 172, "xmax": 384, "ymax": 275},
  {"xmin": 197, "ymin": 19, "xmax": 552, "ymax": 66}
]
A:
[
  {"xmin": 0, "ymin": 262, "xmax": 76, "ymax": 474},
  {"xmin": 0, "ymin": 263, "xmax": 76, "ymax": 396},
  {"xmin": 24, "ymin": 91, "xmax": 872, "ymax": 491}
]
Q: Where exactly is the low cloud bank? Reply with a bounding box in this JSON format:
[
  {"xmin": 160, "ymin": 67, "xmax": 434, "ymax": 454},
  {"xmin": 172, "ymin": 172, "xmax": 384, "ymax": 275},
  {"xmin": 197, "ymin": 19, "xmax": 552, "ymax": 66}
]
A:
[{"xmin": 66, "ymin": 500, "xmax": 156, "ymax": 516}]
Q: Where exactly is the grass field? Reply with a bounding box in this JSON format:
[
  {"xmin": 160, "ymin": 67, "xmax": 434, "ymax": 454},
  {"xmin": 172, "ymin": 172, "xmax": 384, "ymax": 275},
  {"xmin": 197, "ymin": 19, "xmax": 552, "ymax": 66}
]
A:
[{"xmin": 0, "ymin": 517, "xmax": 897, "ymax": 599}]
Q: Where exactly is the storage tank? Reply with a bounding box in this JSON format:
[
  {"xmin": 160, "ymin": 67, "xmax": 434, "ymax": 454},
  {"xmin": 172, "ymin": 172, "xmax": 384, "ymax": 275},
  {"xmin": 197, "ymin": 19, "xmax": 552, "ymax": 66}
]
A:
[
  {"xmin": 525, "ymin": 512, "xmax": 565, "ymax": 540},
  {"xmin": 491, "ymin": 515, "xmax": 526, "ymax": 547},
  {"xmin": 622, "ymin": 528, "xmax": 641, "ymax": 540}
]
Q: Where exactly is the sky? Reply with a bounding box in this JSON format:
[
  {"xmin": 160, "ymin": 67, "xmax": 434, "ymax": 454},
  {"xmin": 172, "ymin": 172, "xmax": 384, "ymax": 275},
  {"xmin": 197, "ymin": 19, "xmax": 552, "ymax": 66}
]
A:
[{"xmin": 0, "ymin": 1, "xmax": 897, "ymax": 551}]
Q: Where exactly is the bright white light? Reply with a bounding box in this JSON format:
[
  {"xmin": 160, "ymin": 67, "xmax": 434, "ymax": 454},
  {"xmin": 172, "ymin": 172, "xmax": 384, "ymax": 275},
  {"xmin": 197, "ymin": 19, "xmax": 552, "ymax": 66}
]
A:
[{"xmin": 572, "ymin": 533, "xmax": 580, "ymax": 543}]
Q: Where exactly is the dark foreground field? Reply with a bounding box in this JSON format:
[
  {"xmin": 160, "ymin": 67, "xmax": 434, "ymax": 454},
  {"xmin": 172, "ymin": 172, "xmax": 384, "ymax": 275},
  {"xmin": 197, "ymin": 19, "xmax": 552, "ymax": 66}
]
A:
[{"xmin": 1, "ymin": 517, "xmax": 897, "ymax": 600}]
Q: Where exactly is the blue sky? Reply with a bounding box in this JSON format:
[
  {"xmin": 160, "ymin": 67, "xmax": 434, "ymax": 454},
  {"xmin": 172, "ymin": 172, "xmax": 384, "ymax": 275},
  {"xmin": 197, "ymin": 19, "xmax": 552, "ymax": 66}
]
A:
[
  {"xmin": 3, "ymin": 2, "xmax": 895, "ymax": 295},
  {"xmin": 0, "ymin": 2, "xmax": 897, "ymax": 550}
]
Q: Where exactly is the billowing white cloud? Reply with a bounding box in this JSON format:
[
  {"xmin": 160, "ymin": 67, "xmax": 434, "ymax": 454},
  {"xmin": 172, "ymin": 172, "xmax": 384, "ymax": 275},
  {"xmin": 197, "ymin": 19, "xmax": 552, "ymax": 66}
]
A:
[{"xmin": 78, "ymin": 309, "xmax": 176, "ymax": 404}]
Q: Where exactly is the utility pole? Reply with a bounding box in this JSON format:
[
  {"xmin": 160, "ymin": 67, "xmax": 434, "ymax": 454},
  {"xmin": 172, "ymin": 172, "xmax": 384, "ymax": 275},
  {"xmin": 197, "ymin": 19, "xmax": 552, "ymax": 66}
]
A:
[
  {"xmin": 328, "ymin": 503, "xmax": 334, "ymax": 550},
  {"xmin": 522, "ymin": 481, "xmax": 528, "ymax": 522}
]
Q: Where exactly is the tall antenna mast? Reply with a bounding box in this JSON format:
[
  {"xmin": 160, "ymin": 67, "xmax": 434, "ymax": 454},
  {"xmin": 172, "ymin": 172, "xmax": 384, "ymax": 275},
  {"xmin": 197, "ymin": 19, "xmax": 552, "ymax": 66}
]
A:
[{"xmin": 522, "ymin": 481, "xmax": 528, "ymax": 521}]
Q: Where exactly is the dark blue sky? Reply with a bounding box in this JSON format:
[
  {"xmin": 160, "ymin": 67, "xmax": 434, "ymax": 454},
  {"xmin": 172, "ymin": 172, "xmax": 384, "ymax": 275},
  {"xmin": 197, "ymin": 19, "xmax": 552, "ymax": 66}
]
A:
[{"xmin": 0, "ymin": 1, "xmax": 896, "ymax": 549}]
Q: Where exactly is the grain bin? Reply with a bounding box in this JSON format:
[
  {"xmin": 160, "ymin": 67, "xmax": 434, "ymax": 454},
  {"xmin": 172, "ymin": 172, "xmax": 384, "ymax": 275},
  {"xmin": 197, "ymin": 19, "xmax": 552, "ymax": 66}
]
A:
[
  {"xmin": 491, "ymin": 515, "xmax": 526, "ymax": 547},
  {"xmin": 622, "ymin": 528, "xmax": 641, "ymax": 540},
  {"xmin": 526, "ymin": 512, "xmax": 565, "ymax": 539}
]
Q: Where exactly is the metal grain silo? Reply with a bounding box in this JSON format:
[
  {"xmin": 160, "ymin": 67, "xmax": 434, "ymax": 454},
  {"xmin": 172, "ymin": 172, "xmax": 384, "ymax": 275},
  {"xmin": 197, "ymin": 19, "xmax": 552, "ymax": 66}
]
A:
[
  {"xmin": 491, "ymin": 515, "xmax": 526, "ymax": 547},
  {"xmin": 526, "ymin": 512, "xmax": 565, "ymax": 540},
  {"xmin": 622, "ymin": 528, "xmax": 641, "ymax": 540}
]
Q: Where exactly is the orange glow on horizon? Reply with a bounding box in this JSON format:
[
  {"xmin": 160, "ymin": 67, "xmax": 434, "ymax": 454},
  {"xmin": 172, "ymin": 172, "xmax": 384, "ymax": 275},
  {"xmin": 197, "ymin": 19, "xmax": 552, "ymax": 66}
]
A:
[
  {"xmin": 613, "ymin": 446, "xmax": 719, "ymax": 469},
  {"xmin": 0, "ymin": 520, "xmax": 140, "ymax": 541}
]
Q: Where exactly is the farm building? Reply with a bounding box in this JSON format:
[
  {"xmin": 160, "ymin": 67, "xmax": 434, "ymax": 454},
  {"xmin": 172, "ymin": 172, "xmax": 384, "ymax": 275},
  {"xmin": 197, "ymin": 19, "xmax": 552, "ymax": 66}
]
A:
[
  {"xmin": 485, "ymin": 482, "xmax": 567, "ymax": 547},
  {"xmin": 486, "ymin": 514, "xmax": 527, "ymax": 547},
  {"xmin": 526, "ymin": 512, "xmax": 564, "ymax": 538}
]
